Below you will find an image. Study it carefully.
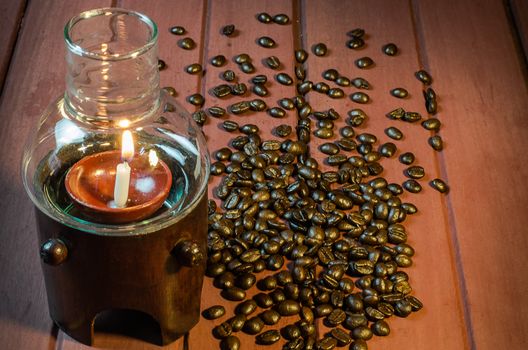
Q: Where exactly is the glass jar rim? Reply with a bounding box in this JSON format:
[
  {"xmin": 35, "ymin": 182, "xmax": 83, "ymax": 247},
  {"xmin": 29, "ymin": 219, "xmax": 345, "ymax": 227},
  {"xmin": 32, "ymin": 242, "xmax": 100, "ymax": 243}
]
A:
[{"xmin": 64, "ymin": 8, "xmax": 158, "ymax": 61}]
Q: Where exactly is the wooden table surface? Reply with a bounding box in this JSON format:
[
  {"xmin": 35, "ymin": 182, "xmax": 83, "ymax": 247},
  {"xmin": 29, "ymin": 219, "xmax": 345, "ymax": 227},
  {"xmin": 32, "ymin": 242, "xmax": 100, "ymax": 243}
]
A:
[{"xmin": 0, "ymin": 0, "xmax": 527, "ymax": 349}]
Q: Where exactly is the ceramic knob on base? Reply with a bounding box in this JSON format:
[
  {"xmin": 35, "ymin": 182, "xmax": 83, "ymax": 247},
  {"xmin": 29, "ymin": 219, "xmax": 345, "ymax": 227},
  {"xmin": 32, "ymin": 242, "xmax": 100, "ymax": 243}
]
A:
[{"xmin": 40, "ymin": 238, "xmax": 68, "ymax": 265}]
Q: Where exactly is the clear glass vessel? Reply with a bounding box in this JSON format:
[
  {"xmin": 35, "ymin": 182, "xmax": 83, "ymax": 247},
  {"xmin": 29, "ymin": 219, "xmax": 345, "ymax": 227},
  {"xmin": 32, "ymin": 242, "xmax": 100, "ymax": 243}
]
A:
[{"xmin": 22, "ymin": 8, "xmax": 209, "ymax": 234}]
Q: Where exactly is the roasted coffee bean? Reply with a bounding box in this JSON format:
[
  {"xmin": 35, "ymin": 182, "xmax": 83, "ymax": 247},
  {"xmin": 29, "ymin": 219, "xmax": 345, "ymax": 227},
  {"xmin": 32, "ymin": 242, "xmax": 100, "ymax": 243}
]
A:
[
  {"xmin": 210, "ymin": 162, "xmax": 225, "ymax": 175},
  {"xmin": 276, "ymin": 300, "xmax": 300, "ymax": 316},
  {"xmin": 331, "ymin": 328, "xmax": 352, "ymax": 346},
  {"xmin": 415, "ymin": 69, "xmax": 433, "ymax": 85},
  {"xmin": 315, "ymin": 304, "xmax": 333, "ymax": 317},
  {"xmin": 384, "ymin": 127, "xmax": 403, "ymax": 141},
  {"xmin": 222, "ymin": 120, "xmax": 239, "ymax": 132},
  {"xmin": 236, "ymin": 273, "xmax": 257, "ymax": 290},
  {"xmin": 276, "ymin": 73, "xmax": 293, "ymax": 86},
  {"xmin": 430, "ymin": 178, "xmax": 449, "ymax": 193},
  {"xmin": 391, "ymin": 87, "xmax": 409, "ymax": 98},
  {"xmin": 401, "ymin": 202, "xmax": 418, "ymax": 214},
  {"xmin": 222, "ymin": 24, "xmax": 235, "ymax": 36},
  {"xmin": 187, "ymin": 93, "xmax": 205, "ymax": 107},
  {"xmin": 340, "ymin": 126, "xmax": 355, "ymax": 138},
  {"xmin": 318, "ymin": 336, "xmax": 338, "ymax": 350},
  {"xmin": 235, "ymin": 300, "xmax": 257, "ymax": 316},
  {"xmin": 222, "ymin": 287, "xmax": 246, "ymax": 301},
  {"xmin": 336, "ymin": 138, "xmax": 357, "ymax": 151},
  {"xmin": 211, "ymin": 55, "xmax": 227, "ymax": 67},
  {"xmin": 228, "ymin": 314, "xmax": 246, "ymax": 332},
  {"xmin": 257, "ymin": 12, "xmax": 272, "ymax": 23},
  {"xmin": 429, "ymin": 135, "xmax": 444, "ymax": 151},
  {"xmin": 336, "ymin": 76, "xmax": 351, "ymax": 87},
  {"xmin": 251, "ymin": 75, "xmax": 267, "ymax": 85},
  {"xmin": 371, "ymin": 320, "xmax": 390, "ymax": 336},
  {"xmin": 222, "ymin": 70, "xmax": 236, "ymax": 82},
  {"xmin": 327, "ymin": 88, "xmax": 345, "ymax": 98},
  {"xmin": 240, "ymin": 62, "xmax": 255, "ymax": 74},
  {"xmin": 422, "ymin": 118, "xmax": 441, "ymax": 131},
  {"xmin": 297, "ymin": 81, "xmax": 312, "ymax": 95},
  {"xmin": 258, "ymin": 36, "xmax": 276, "ymax": 48},
  {"xmin": 268, "ymin": 107, "xmax": 286, "ymax": 118},
  {"xmin": 323, "ymin": 69, "xmax": 339, "ymax": 81},
  {"xmin": 314, "ymin": 82, "xmax": 330, "ymax": 93},
  {"xmin": 249, "ymin": 98, "xmax": 267, "ymax": 111},
  {"xmin": 352, "ymin": 325, "xmax": 373, "ymax": 340},
  {"xmin": 274, "ymin": 124, "xmax": 292, "ymax": 137},
  {"xmin": 192, "ymin": 110, "xmax": 207, "ymax": 125},
  {"xmin": 281, "ymin": 324, "xmax": 301, "ymax": 340},
  {"xmin": 232, "ymin": 82, "xmax": 247, "ymax": 95},
  {"xmin": 326, "ymin": 309, "xmax": 346, "ymax": 326},
  {"xmin": 350, "ymin": 92, "xmax": 370, "ymax": 104},
  {"xmin": 399, "ymin": 152, "xmax": 415, "ymax": 165},
  {"xmin": 214, "ymin": 322, "xmax": 232, "ymax": 339},
  {"xmin": 357, "ymin": 133, "xmax": 377, "ymax": 144},
  {"xmin": 260, "ymin": 309, "xmax": 281, "ymax": 325},
  {"xmin": 162, "ymin": 86, "xmax": 176, "ymax": 97},
  {"xmin": 273, "ymin": 13, "xmax": 290, "ymax": 24},
  {"xmin": 213, "ymin": 84, "xmax": 232, "ymax": 98},
  {"xmin": 253, "ymin": 84, "xmax": 268, "ymax": 96},
  {"xmin": 350, "ymin": 340, "xmax": 368, "ymax": 350},
  {"xmin": 284, "ymin": 338, "xmax": 305, "ymax": 350},
  {"xmin": 277, "ymin": 98, "xmax": 294, "ymax": 110},
  {"xmin": 395, "ymin": 299, "xmax": 413, "ymax": 317},
  {"xmin": 265, "ymin": 55, "xmax": 281, "ymax": 69},
  {"xmin": 243, "ymin": 316, "xmax": 265, "ymax": 335},
  {"xmin": 405, "ymin": 166, "xmax": 425, "ymax": 179},
  {"xmin": 208, "ymin": 106, "xmax": 226, "ymax": 118},
  {"xmin": 295, "ymin": 49, "xmax": 308, "ymax": 63},
  {"xmin": 352, "ymin": 77, "xmax": 370, "ymax": 89},
  {"xmin": 403, "ymin": 179, "xmax": 422, "ymax": 193},
  {"xmin": 347, "ymin": 37, "xmax": 365, "ymax": 49},
  {"xmin": 313, "ymin": 43, "xmax": 328, "ymax": 56},
  {"xmin": 406, "ymin": 295, "xmax": 424, "ymax": 311},
  {"xmin": 344, "ymin": 312, "xmax": 367, "ymax": 329},
  {"xmin": 240, "ymin": 124, "xmax": 259, "ymax": 135},
  {"xmin": 170, "ymin": 26, "xmax": 186, "ymax": 35},
  {"xmin": 379, "ymin": 142, "xmax": 397, "ymax": 158},
  {"xmin": 158, "ymin": 59, "xmax": 167, "ymax": 70},
  {"xmin": 314, "ymin": 128, "xmax": 333, "ymax": 139},
  {"xmin": 202, "ymin": 305, "xmax": 226, "ymax": 320},
  {"xmin": 267, "ymin": 254, "xmax": 284, "ymax": 270},
  {"xmin": 256, "ymin": 330, "xmax": 281, "ymax": 345},
  {"xmin": 348, "ymin": 28, "xmax": 365, "ymax": 38},
  {"xmin": 355, "ymin": 57, "xmax": 374, "ymax": 69},
  {"xmin": 178, "ymin": 37, "xmax": 195, "ymax": 50},
  {"xmin": 386, "ymin": 107, "xmax": 405, "ymax": 120},
  {"xmin": 229, "ymin": 101, "xmax": 251, "ymax": 115},
  {"xmin": 295, "ymin": 65, "xmax": 306, "ymax": 80},
  {"xmin": 320, "ymin": 143, "xmax": 340, "ymax": 155},
  {"xmin": 220, "ymin": 335, "xmax": 240, "ymax": 350},
  {"xmin": 382, "ymin": 42, "xmax": 398, "ymax": 56},
  {"xmin": 402, "ymin": 111, "xmax": 422, "ymax": 122},
  {"xmin": 234, "ymin": 53, "xmax": 251, "ymax": 64}
]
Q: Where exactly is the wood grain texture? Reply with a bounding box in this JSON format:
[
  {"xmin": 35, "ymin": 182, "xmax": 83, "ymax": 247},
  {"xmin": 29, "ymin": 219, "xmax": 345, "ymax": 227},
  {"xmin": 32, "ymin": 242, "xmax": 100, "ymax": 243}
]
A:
[
  {"xmin": 0, "ymin": 0, "xmax": 26, "ymax": 92},
  {"xmin": 0, "ymin": 2, "xmax": 111, "ymax": 350},
  {"xmin": 414, "ymin": 0, "xmax": 528, "ymax": 349},
  {"xmin": 302, "ymin": 0, "xmax": 468, "ymax": 348}
]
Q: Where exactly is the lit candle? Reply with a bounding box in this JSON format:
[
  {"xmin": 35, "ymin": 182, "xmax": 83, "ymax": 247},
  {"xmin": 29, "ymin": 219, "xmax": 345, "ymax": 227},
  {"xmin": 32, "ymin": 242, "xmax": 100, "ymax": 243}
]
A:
[{"xmin": 113, "ymin": 130, "xmax": 134, "ymax": 208}]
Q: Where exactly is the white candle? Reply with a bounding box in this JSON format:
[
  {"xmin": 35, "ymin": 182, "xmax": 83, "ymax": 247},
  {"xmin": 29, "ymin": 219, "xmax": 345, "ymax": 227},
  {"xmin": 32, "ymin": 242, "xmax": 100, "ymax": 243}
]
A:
[
  {"xmin": 114, "ymin": 162, "xmax": 131, "ymax": 207},
  {"xmin": 113, "ymin": 130, "xmax": 134, "ymax": 208}
]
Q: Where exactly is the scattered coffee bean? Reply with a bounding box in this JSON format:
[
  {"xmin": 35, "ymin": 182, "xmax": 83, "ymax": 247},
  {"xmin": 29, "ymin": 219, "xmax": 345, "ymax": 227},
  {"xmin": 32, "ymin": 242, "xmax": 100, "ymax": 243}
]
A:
[
  {"xmin": 257, "ymin": 12, "xmax": 273, "ymax": 23},
  {"xmin": 187, "ymin": 93, "xmax": 204, "ymax": 107},
  {"xmin": 350, "ymin": 92, "xmax": 370, "ymax": 104},
  {"xmin": 355, "ymin": 57, "xmax": 374, "ymax": 69},
  {"xmin": 415, "ymin": 69, "xmax": 433, "ymax": 85},
  {"xmin": 385, "ymin": 126, "xmax": 403, "ymax": 140},
  {"xmin": 220, "ymin": 336, "xmax": 240, "ymax": 350},
  {"xmin": 352, "ymin": 77, "xmax": 370, "ymax": 89},
  {"xmin": 258, "ymin": 36, "xmax": 276, "ymax": 48},
  {"xmin": 313, "ymin": 43, "xmax": 328, "ymax": 56},
  {"xmin": 399, "ymin": 152, "xmax": 415, "ymax": 165},
  {"xmin": 256, "ymin": 330, "xmax": 281, "ymax": 345},
  {"xmin": 403, "ymin": 179, "xmax": 422, "ymax": 193},
  {"xmin": 265, "ymin": 56, "xmax": 281, "ymax": 69},
  {"xmin": 202, "ymin": 305, "xmax": 226, "ymax": 320},
  {"xmin": 405, "ymin": 166, "xmax": 425, "ymax": 179},
  {"xmin": 186, "ymin": 63, "xmax": 202, "ymax": 74},
  {"xmin": 222, "ymin": 24, "xmax": 235, "ymax": 36},
  {"xmin": 211, "ymin": 55, "xmax": 227, "ymax": 67},
  {"xmin": 268, "ymin": 107, "xmax": 286, "ymax": 118},
  {"xmin": 178, "ymin": 37, "xmax": 195, "ymax": 50},
  {"xmin": 276, "ymin": 73, "xmax": 293, "ymax": 85},
  {"xmin": 222, "ymin": 70, "xmax": 236, "ymax": 81},
  {"xmin": 158, "ymin": 59, "xmax": 167, "ymax": 71},
  {"xmin": 391, "ymin": 88, "xmax": 409, "ymax": 98},
  {"xmin": 347, "ymin": 37, "xmax": 365, "ymax": 49},
  {"xmin": 273, "ymin": 14, "xmax": 290, "ymax": 25},
  {"xmin": 429, "ymin": 135, "xmax": 444, "ymax": 151},
  {"xmin": 169, "ymin": 26, "xmax": 186, "ymax": 35},
  {"xmin": 327, "ymin": 88, "xmax": 345, "ymax": 98},
  {"xmin": 430, "ymin": 178, "xmax": 449, "ymax": 193},
  {"xmin": 383, "ymin": 43, "xmax": 398, "ymax": 56}
]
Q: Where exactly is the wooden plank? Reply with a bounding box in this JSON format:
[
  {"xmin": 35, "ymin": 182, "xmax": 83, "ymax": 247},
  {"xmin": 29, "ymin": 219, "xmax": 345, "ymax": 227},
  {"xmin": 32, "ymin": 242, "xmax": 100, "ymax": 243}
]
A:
[
  {"xmin": 0, "ymin": 0, "xmax": 26, "ymax": 92},
  {"xmin": 197, "ymin": 0, "xmax": 300, "ymax": 349},
  {"xmin": 0, "ymin": 2, "xmax": 111, "ymax": 350},
  {"xmin": 413, "ymin": 0, "xmax": 528, "ymax": 349},
  {"xmin": 301, "ymin": 0, "xmax": 469, "ymax": 349},
  {"xmin": 510, "ymin": 0, "xmax": 528, "ymax": 56}
]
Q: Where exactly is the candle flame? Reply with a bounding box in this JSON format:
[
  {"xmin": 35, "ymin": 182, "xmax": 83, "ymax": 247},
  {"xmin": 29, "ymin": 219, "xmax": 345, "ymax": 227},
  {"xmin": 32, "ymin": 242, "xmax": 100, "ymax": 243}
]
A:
[
  {"xmin": 148, "ymin": 149, "xmax": 159, "ymax": 167},
  {"xmin": 121, "ymin": 130, "xmax": 134, "ymax": 161}
]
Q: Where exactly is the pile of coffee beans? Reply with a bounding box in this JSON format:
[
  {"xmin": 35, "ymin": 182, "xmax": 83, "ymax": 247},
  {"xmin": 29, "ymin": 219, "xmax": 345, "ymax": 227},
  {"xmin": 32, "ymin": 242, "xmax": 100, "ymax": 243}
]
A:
[{"xmin": 164, "ymin": 15, "xmax": 450, "ymax": 350}]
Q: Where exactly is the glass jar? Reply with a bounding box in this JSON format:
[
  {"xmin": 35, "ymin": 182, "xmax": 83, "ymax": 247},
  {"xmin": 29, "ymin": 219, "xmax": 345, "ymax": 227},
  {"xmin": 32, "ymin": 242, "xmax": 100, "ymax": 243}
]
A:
[{"xmin": 22, "ymin": 8, "xmax": 209, "ymax": 233}]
